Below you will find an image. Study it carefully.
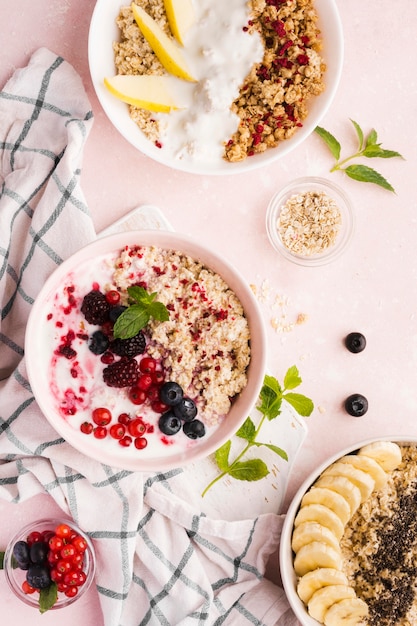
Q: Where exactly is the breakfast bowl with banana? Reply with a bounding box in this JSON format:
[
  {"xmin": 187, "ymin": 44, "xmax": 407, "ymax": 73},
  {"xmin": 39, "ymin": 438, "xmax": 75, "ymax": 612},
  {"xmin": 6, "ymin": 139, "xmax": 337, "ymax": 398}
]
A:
[{"xmin": 280, "ymin": 438, "xmax": 417, "ymax": 626}]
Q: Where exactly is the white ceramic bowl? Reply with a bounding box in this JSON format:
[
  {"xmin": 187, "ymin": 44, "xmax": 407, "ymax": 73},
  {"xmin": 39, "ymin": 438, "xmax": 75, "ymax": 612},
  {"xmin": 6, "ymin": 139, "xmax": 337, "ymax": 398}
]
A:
[
  {"xmin": 279, "ymin": 436, "xmax": 415, "ymax": 626},
  {"xmin": 25, "ymin": 230, "xmax": 267, "ymax": 472},
  {"xmin": 88, "ymin": 0, "xmax": 344, "ymax": 175},
  {"xmin": 266, "ymin": 177, "xmax": 354, "ymax": 266}
]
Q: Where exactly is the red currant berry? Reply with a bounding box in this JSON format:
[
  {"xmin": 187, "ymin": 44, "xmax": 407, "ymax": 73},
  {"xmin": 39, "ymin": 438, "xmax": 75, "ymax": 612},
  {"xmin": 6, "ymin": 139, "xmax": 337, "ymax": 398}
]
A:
[
  {"xmin": 49, "ymin": 536, "xmax": 64, "ymax": 552},
  {"xmin": 57, "ymin": 582, "xmax": 70, "ymax": 592},
  {"xmin": 56, "ymin": 559, "xmax": 72, "ymax": 574},
  {"xmin": 151, "ymin": 370, "xmax": 165, "ymax": 385},
  {"xmin": 110, "ymin": 423, "xmax": 126, "ymax": 440},
  {"xmin": 146, "ymin": 385, "xmax": 160, "ymax": 402},
  {"xmin": 139, "ymin": 357, "xmax": 157, "ymax": 374},
  {"xmin": 134, "ymin": 436, "xmax": 148, "ymax": 450},
  {"xmin": 137, "ymin": 374, "xmax": 153, "ymax": 390},
  {"xmin": 70, "ymin": 552, "xmax": 84, "ymax": 566},
  {"xmin": 55, "ymin": 523, "xmax": 72, "ymax": 539},
  {"xmin": 105, "ymin": 290, "xmax": 120, "ymax": 305},
  {"xmin": 101, "ymin": 351, "xmax": 114, "ymax": 364},
  {"xmin": 92, "ymin": 407, "xmax": 112, "ymax": 426},
  {"xmin": 72, "ymin": 535, "xmax": 88, "ymax": 552},
  {"xmin": 151, "ymin": 400, "xmax": 169, "ymax": 414},
  {"xmin": 80, "ymin": 422, "xmax": 93, "ymax": 435},
  {"xmin": 119, "ymin": 435, "xmax": 132, "ymax": 447},
  {"xmin": 64, "ymin": 586, "xmax": 79, "ymax": 597},
  {"xmin": 77, "ymin": 571, "xmax": 87, "ymax": 586},
  {"xmin": 61, "ymin": 544, "xmax": 77, "ymax": 560},
  {"xmin": 26, "ymin": 531, "xmax": 43, "ymax": 546},
  {"xmin": 42, "ymin": 530, "xmax": 55, "ymax": 543},
  {"xmin": 93, "ymin": 426, "xmax": 107, "ymax": 439},
  {"xmin": 128, "ymin": 386, "xmax": 147, "ymax": 405},
  {"xmin": 48, "ymin": 549, "xmax": 61, "ymax": 564},
  {"xmin": 127, "ymin": 418, "xmax": 146, "ymax": 438},
  {"xmin": 64, "ymin": 571, "xmax": 81, "ymax": 586},
  {"xmin": 22, "ymin": 580, "xmax": 37, "ymax": 595},
  {"xmin": 51, "ymin": 568, "xmax": 64, "ymax": 582},
  {"xmin": 118, "ymin": 412, "xmax": 131, "ymax": 425}
]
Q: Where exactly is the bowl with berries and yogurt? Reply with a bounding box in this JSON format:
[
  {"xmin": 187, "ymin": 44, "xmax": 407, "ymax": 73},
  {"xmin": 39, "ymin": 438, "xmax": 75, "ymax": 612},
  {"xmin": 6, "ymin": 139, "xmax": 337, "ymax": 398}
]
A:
[{"xmin": 25, "ymin": 230, "xmax": 266, "ymax": 471}]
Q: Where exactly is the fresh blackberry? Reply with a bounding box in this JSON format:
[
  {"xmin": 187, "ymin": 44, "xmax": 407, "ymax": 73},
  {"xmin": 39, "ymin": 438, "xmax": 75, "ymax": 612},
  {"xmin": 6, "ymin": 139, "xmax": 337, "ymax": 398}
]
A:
[
  {"xmin": 103, "ymin": 357, "xmax": 139, "ymax": 388},
  {"xmin": 110, "ymin": 332, "xmax": 146, "ymax": 358},
  {"xmin": 81, "ymin": 290, "xmax": 110, "ymax": 325}
]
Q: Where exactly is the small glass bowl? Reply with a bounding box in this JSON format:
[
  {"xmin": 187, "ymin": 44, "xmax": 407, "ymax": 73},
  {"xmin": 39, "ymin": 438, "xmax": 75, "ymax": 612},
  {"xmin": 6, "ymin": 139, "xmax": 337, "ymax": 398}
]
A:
[
  {"xmin": 4, "ymin": 518, "xmax": 96, "ymax": 610},
  {"xmin": 266, "ymin": 177, "xmax": 354, "ymax": 266}
]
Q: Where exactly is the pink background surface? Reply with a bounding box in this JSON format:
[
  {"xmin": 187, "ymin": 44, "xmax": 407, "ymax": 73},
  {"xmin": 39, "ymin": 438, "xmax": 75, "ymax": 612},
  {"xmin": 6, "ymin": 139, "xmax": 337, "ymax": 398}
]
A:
[{"xmin": 1, "ymin": 1, "xmax": 417, "ymax": 623}]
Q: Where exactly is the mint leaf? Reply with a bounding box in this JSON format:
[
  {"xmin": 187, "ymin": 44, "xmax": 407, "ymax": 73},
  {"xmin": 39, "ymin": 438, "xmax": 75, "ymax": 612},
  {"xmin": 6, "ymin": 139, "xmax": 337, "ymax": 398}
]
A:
[
  {"xmin": 345, "ymin": 164, "xmax": 395, "ymax": 192},
  {"xmin": 236, "ymin": 417, "xmax": 256, "ymax": 442},
  {"xmin": 284, "ymin": 392, "xmax": 314, "ymax": 416},
  {"xmin": 113, "ymin": 287, "xmax": 169, "ymax": 339},
  {"xmin": 350, "ymin": 119, "xmax": 364, "ymax": 150},
  {"xmin": 39, "ymin": 582, "xmax": 58, "ymax": 613},
  {"xmin": 228, "ymin": 459, "xmax": 269, "ymax": 482},
  {"xmin": 215, "ymin": 440, "xmax": 231, "ymax": 472},
  {"xmin": 255, "ymin": 442, "xmax": 288, "ymax": 461},
  {"xmin": 315, "ymin": 126, "xmax": 341, "ymax": 160},
  {"xmin": 365, "ymin": 128, "xmax": 378, "ymax": 146},
  {"xmin": 258, "ymin": 374, "xmax": 282, "ymax": 420},
  {"xmin": 362, "ymin": 145, "xmax": 403, "ymax": 159},
  {"xmin": 283, "ymin": 365, "xmax": 302, "ymax": 390}
]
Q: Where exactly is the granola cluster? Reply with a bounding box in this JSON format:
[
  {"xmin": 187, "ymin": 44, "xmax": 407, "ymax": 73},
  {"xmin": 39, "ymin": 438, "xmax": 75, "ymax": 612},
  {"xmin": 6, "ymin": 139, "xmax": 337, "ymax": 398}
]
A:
[{"xmin": 112, "ymin": 0, "xmax": 326, "ymax": 162}]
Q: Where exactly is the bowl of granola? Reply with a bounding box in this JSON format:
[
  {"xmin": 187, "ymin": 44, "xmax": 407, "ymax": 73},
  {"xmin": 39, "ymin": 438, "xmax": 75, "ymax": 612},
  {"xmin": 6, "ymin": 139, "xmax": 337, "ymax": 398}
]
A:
[
  {"xmin": 88, "ymin": 0, "xmax": 343, "ymax": 175},
  {"xmin": 279, "ymin": 437, "xmax": 417, "ymax": 626},
  {"xmin": 25, "ymin": 230, "xmax": 267, "ymax": 472},
  {"xmin": 266, "ymin": 177, "xmax": 354, "ymax": 266}
]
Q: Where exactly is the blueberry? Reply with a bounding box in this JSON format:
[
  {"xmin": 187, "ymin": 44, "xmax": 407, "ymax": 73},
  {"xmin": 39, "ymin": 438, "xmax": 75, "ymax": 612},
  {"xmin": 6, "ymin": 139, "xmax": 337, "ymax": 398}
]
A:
[
  {"xmin": 30, "ymin": 541, "xmax": 49, "ymax": 564},
  {"xmin": 345, "ymin": 332, "xmax": 366, "ymax": 353},
  {"xmin": 88, "ymin": 330, "xmax": 109, "ymax": 355},
  {"xmin": 12, "ymin": 541, "xmax": 30, "ymax": 569},
  {"xmin": 344, "ymin": 394, "xmax": 368, "ymax": 417},
  {"xmin": 183, "ymin": 420, "xmax": 206, "ymax": 439},
  {"xmin": 159, "ymin": 382, "xmax": 183, "ymax": 406},
  {"xmin": 158, "ymin": 411, "xmax": 182, "ymax": 436},
  {"xmin": 174, "ymin": 397, "xmax": 197, "ymax": 422},
  {"xmin": 26, "ymin": 564, "xmax": 52, "ymax": 589},
  {"xmin": 108, "ymin": 305, "xmax": 128, "ymax": 323}
]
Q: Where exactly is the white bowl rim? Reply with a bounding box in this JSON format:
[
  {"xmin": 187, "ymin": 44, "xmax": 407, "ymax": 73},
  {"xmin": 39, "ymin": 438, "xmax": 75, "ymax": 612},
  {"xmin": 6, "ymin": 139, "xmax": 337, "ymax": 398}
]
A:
[
  {"xmin": 279, "ymin": 435, "xmax": 417, "ymax": 626},
  {"xmin": 25, "ymin": 229, "xmax": 267, "ymax": 472},
  {"xmin": 87, "ymin": 0, "xmax": 344, "ymax": 175}
]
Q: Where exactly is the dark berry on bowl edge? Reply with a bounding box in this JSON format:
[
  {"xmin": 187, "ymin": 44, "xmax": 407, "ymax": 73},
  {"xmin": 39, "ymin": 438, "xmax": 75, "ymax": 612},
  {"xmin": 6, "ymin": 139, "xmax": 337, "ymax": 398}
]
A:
[
  {"xmin": 88, "ymin": 330, "xmax": 109, "ymax": 355},
  {"xmin": 103, "ymin": 357, "xmax": 139, "ymax": 388},
  {"xmin": 80, "ymin": 290, "xmax": 110, "ymax": 325},
  {"xmin": 108, "ymin": 305, "xmax": 128, "ymax": 323},
  {"xmin": 174, "ymin": 397, "xmax": 197, "ymax": 422},
  {"xmin": 344, "ymin": 394, "xmax": 368, "ymax": 417},
  {"xmin": 110, "ymin": 332, "xmax": 146, "ymax": 357},
  {"xmin": 158, "ymin": 411, "xmax": 182, "ymax": 436},
  {"xmin": 12, "ymin": 540, "xmax": 30, "ymax": 569},
  {"xmin": 345, "ymin": 332, "xmax": 366, "ymax": 353},
  {"xmin": 183, "ymin": 419, "xmax": 206, "ymax": 439},
  {"xmin": 159, "ymin": 382, "xmax": 183, "ymax": 406},
  {"xmin": 26, "ymin": 564, "xmax": 52, "ymax": 590},
  {"xmin": 30, "ymin": 541, "xmax": 49, "ymax": 564}
]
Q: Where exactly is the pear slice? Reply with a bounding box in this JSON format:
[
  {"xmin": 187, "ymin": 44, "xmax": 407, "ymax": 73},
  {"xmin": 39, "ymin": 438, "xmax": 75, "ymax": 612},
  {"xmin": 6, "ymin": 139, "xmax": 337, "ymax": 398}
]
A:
[
  {"xmin": 163, "ymin": 0, "xmax": 195, "ymax": 45},
  {"xmin": 104, "ymin": 75, "xmax": 188, "ymax": 113},
  {"xmin": 131, "ymin": 3, "xmax": 196, "ymax": 82}
]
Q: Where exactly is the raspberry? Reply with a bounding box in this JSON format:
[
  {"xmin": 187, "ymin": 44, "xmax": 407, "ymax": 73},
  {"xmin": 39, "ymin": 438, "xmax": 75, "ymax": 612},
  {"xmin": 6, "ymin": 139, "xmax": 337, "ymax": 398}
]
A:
[
  {"xmin": 80, "ymin": 290, "xmax": 110, "ymax": 325},
  {"xmin": 103, "ymin": 358, "xmax": 139, "ymax": 388},
  {"xmin": 110, "ymin": 332, "xmax": 146, "ymax": 357}
]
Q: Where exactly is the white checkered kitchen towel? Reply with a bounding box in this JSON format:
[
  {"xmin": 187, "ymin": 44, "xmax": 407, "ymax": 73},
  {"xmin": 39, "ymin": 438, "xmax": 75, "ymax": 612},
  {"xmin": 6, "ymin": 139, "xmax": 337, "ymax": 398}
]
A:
[{"xmin": 0, "ymin": 48, "xmax": 299, "ymax": 625}]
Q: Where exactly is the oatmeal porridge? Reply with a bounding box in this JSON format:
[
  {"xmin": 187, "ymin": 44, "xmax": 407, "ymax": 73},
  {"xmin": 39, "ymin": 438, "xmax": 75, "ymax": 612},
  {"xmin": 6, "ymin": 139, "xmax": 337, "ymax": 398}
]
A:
[
  {"xmin": 43, "ymin": 244, "xmax": 251, "ymax": 458},
  {"xmin": 111, "ymin": 0, "xmax": 325, "ymax": 163}
]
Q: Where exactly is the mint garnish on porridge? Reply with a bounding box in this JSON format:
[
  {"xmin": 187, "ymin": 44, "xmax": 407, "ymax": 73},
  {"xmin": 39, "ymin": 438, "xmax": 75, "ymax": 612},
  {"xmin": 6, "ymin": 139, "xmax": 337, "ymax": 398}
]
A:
[{"xmin": 113, "ymin": 286, "xmax": 169, "ymax": 339}]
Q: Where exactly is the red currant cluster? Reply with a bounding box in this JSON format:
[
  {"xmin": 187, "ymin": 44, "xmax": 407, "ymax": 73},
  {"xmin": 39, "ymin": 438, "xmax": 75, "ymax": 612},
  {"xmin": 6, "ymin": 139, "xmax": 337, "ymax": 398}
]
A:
[
  {"xmin": 79, "ymin": 356, "xmax": 171, "ymax": 449},
  {"xmin": 14, "ymin": 523, "xmax": 89, "ymax": 601}
]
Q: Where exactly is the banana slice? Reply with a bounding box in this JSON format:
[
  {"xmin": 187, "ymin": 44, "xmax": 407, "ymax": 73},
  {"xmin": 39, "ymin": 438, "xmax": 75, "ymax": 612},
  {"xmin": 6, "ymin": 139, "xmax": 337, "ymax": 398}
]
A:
[
  {"xmin": 337, "ymin": 454, "xmax": 388, "ymax": 490},
  {"xmin": 314, "ymin": 475, "xmax": 362, "ymax": 517},
  {"xmin": 358, "ymin": 440, "xmax": 402, "ymax": 472},
  {"xmin": 292, "ymin": 521, "xmax": 340, "ymax": 554},
  {"xmin": 293, "ymin": 541, "xmax": 343, "ymax": 577},
  {"xmin": 297, "ymin": 567, "xmax": 349, "ymax": 604},
  {"xmin": 294, "ymin": 504, "xmax": 345, "ymax": 541},
  {"xmin": 321, "ymin": 462, "xmax": 375, "ymax": 502},
  {"xmin": 308, "ymin": 584, "xmax": 356, "ymax": 623},
  {"xmin": 324, "ymin": 597, "xmax": 369, "ymax": 625},
  {"xmin": 301, "ymin": 487, "xmax": 351, "ymax": 526}
]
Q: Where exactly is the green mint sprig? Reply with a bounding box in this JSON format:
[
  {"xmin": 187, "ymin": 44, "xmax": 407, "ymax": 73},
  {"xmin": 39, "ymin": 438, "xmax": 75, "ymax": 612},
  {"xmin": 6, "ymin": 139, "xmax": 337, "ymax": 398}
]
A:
[
  {"xmin": 315, "ymin": 120, "xmax": 404, "ymax": 192},
  {"xmin": 113, "ymin": 286, "xmax": 169, "ymax": 339},
  {"xmin": 201, "ymin": 367, "xmax": 314, "ymax": 497}
]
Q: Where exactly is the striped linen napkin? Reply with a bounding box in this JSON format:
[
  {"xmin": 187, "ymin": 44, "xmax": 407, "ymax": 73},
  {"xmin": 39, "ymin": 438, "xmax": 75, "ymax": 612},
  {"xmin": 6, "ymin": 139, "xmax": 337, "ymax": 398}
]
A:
[{"xmin": 0, "ymin": 48, "xmax": 299, "ymax": 625}]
